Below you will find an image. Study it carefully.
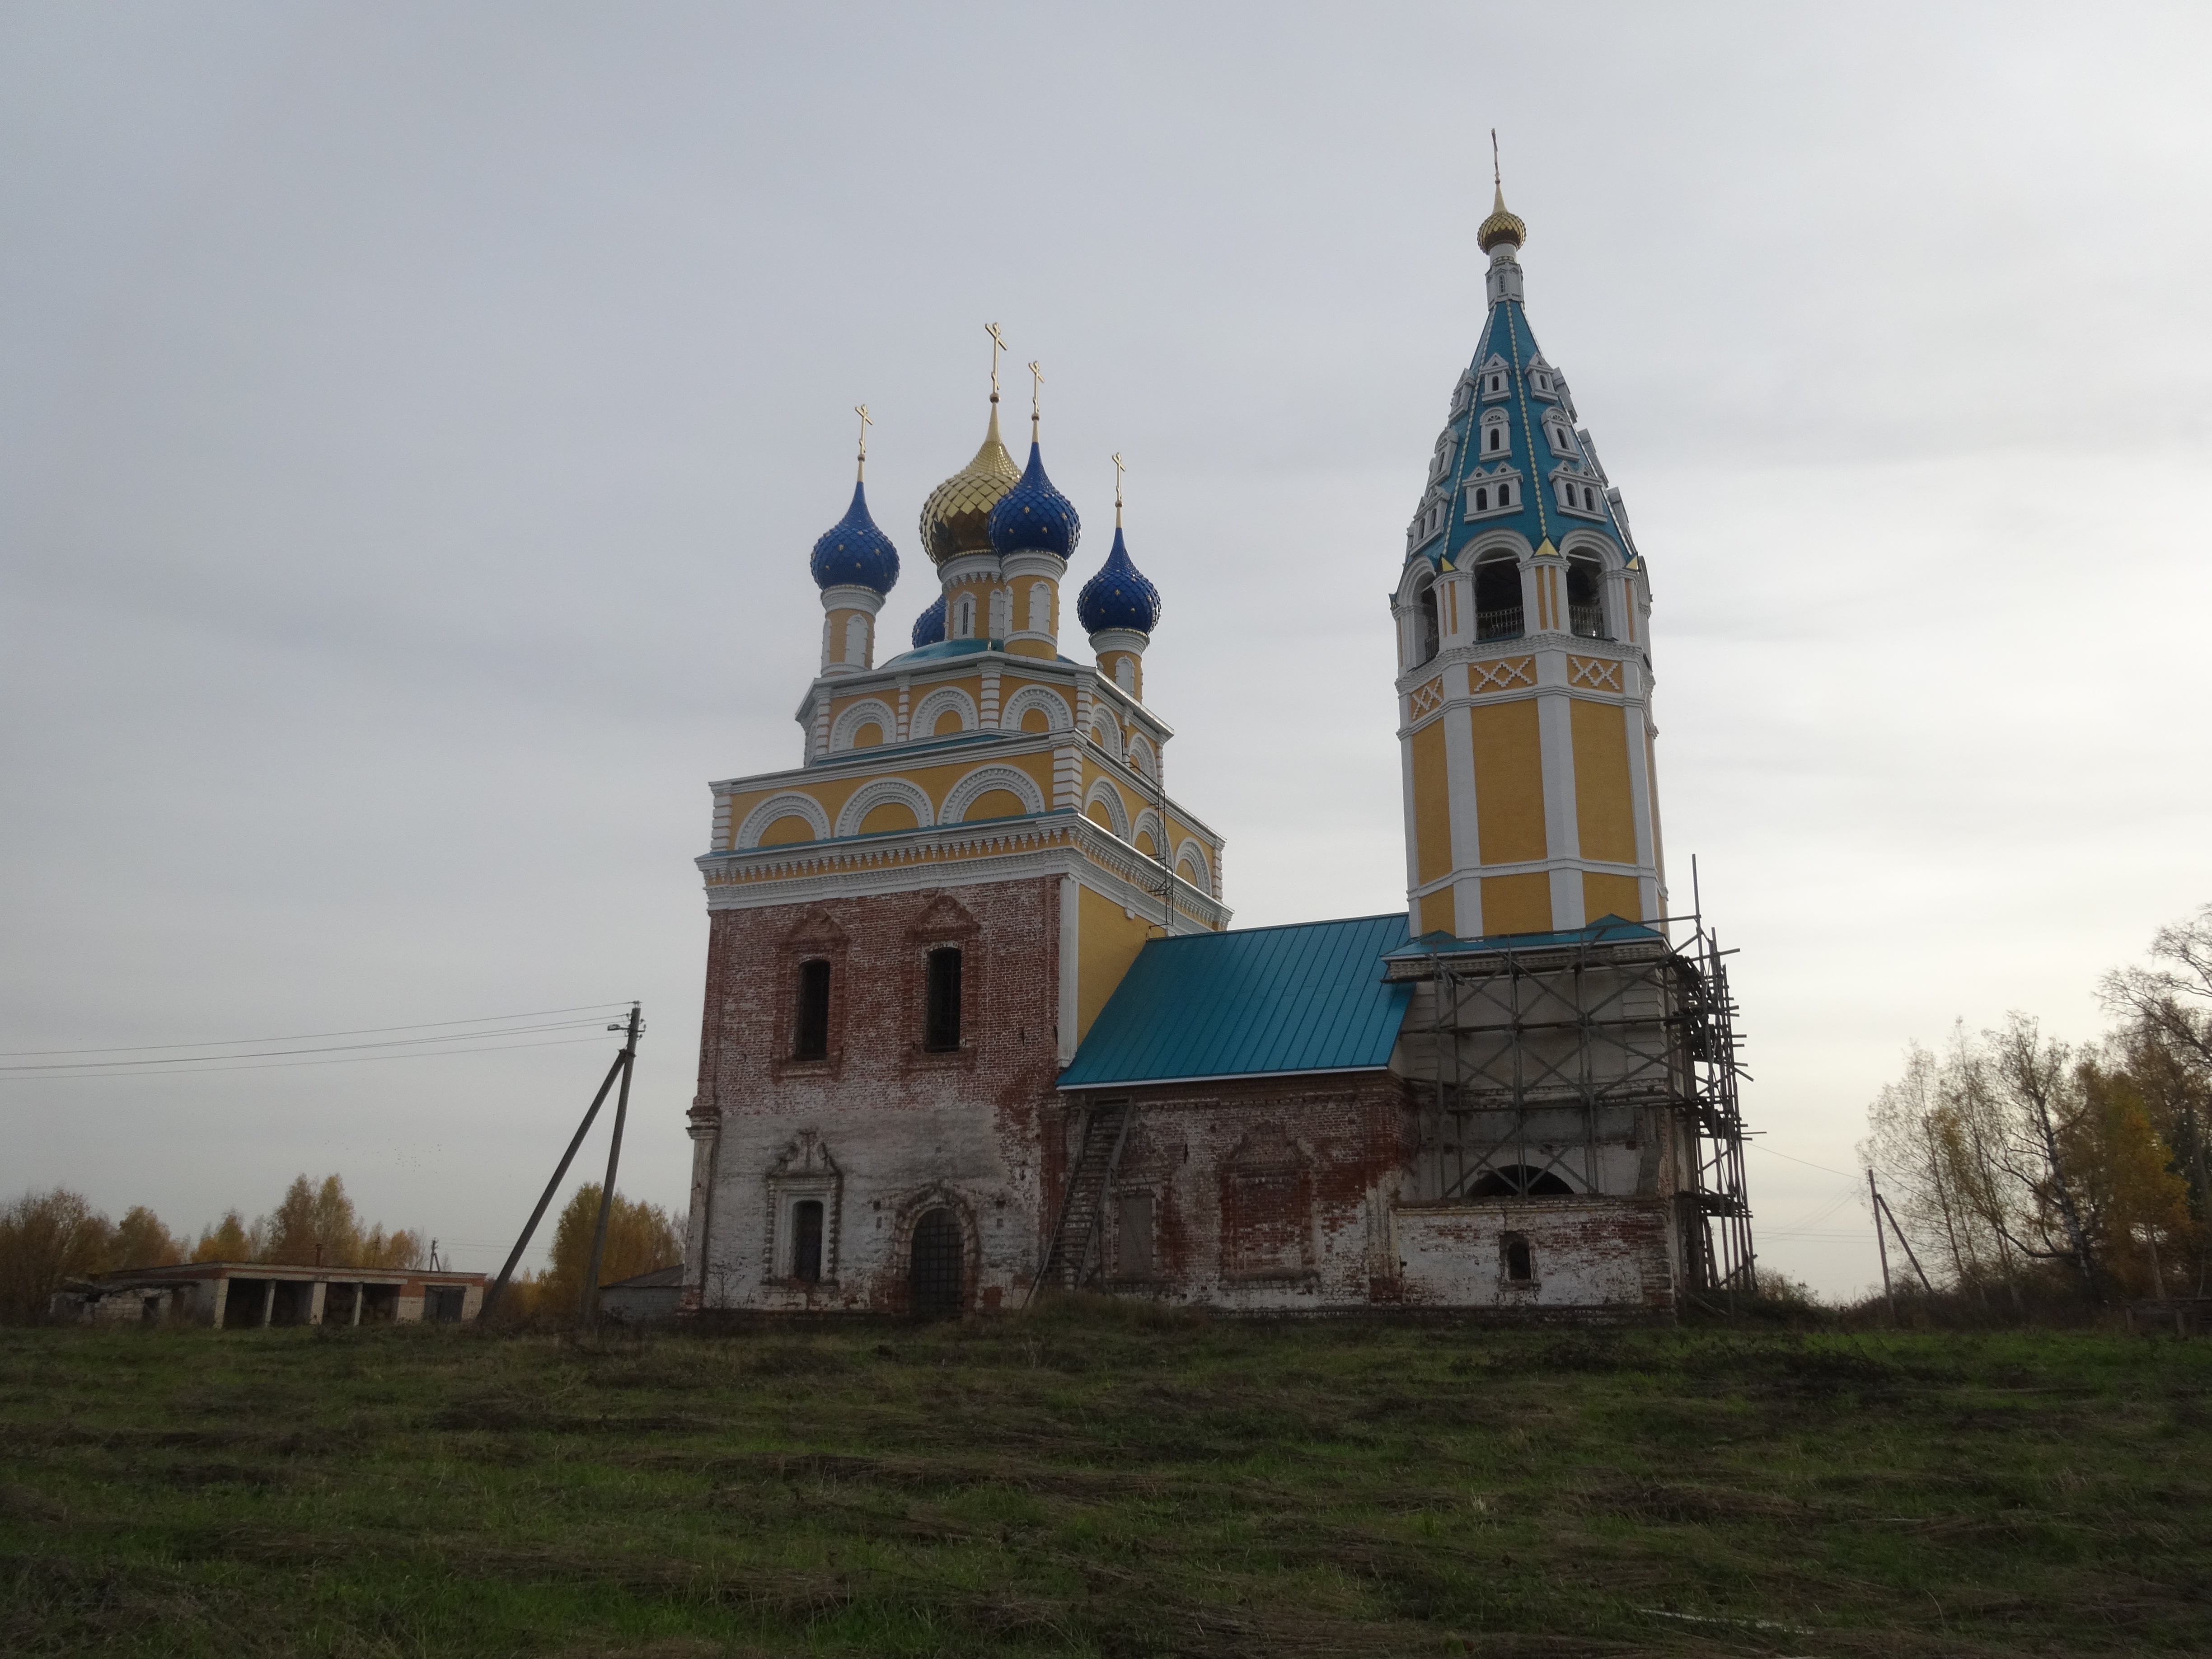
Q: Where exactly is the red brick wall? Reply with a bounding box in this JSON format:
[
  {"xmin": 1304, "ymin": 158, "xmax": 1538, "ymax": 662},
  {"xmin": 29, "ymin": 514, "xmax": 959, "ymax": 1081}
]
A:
[{"xmin": 691, "ymin": 877, "xmax": 1066, "ymax": 1312}]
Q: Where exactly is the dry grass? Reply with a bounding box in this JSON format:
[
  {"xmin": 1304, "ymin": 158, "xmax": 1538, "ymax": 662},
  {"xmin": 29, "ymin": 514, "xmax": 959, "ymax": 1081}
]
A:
[{"xmin": 2, "ymin": 1306, "xmax": 2209, "ymax": 1655}]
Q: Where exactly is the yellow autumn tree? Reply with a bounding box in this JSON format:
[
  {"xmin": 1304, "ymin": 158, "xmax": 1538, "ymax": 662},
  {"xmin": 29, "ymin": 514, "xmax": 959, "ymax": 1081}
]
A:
[{"xmin": 514, "ymin": 1185, "xmax": 681, "ymax": 1318}]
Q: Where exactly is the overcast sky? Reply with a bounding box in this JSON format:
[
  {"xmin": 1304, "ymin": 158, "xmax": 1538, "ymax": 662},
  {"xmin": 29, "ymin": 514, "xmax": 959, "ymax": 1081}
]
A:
[{"xmin": 5, "ymin": 4, "xmax": 2207, "ymax": 1296}]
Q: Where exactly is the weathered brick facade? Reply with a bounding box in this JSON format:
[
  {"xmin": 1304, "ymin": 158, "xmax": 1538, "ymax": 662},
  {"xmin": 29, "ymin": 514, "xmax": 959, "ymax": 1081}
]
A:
[
  {"xmin": 685, "ymin": 878, "xmax": 1066, "ymax": 1315},
  {"xmin": 682, "ymin": 882, "xmax": 1684, "ymax": 1321}
]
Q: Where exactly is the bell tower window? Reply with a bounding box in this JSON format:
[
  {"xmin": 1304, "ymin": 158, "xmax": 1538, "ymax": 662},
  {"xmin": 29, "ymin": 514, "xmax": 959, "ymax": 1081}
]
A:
[
  {"xmin": 1567, "ymin": 555, "xmax": 1607, "ymax": 639},
  {"xmin": 1412, "ymin": 579, "xmax": 1441, "ymax": 667},
  {"xmin": 1474, "ymin": 557, "xmax": 1523, "ymax": 641}
]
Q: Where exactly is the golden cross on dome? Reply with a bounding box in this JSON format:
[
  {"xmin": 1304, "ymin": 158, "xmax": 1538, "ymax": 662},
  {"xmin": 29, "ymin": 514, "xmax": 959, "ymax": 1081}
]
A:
[
  {"xmin": 985, "ymin": 321, "xmax": 1007, "ymax": 399},
  {"xmin": 1111, "ymin": 451, "xmax": 1125, "ymax": 527},
  {"xmin": 1491, "ymin": 127, "xmax": 1500, "ymax": 190},
  {"xmin": 853, "ymin": 403, "xmax": 872, "ymax": 478},
  {"xmin": 1026, "ymin": 360, "xmax": 1043, "ymax": 436}
]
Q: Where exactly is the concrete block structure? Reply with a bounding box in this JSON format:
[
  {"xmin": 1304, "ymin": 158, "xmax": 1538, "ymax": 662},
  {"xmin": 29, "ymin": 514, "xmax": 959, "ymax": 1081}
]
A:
[
  {"xmin": 50, "ymin": 1261, "xmax": 486, "ymax": 1327},
  {"xmin": 683, "ymin": 187, "xmax": 1754, "ymax": 1322}
]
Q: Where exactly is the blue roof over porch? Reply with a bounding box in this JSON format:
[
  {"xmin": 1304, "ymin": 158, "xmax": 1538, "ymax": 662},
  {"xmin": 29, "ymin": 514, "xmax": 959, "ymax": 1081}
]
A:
[{"xmin": 1057, "ymin": 912, "xmax": 1414, "ymax": 1091}]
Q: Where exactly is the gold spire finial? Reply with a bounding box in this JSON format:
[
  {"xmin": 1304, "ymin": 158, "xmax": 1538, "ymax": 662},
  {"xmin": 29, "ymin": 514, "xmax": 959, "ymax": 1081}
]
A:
[
  {"xmin": 1026, "ymin": 359, "xmax": 1043, "ymax": 440},
  {"xmin": 1111, "ymin": 451, "xmax": 1125, "ymax": 528},
  {"xmin": 1477, "ymin": 130, "xmax": 1528, "ymax": 254},
  {"xmin": 853, "ymin": 403, "xmax": 872, "ymax": 481},
  {"xmin": 985, "ymin": 321, "xmax": 1007, "ymax": 401}
]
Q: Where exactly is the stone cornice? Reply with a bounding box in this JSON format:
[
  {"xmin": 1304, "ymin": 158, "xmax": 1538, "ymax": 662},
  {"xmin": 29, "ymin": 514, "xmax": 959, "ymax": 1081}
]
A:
[{"xmin": 697, "ymin": 812, "xmax": 1233, "ymax": 930}]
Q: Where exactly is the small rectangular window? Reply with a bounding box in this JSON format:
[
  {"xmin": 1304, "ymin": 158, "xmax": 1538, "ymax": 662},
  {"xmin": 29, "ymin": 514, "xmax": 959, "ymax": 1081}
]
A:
[
  {"xmin": 793, "ymin": 960, "xmax": 831, "ymax": 1060},
  {"xmin": 792, "ymin": 1199, "xmax": 824, "ymax": 1282},
  {"xmin": 1117, "ymin": 1190, "xmax": 1154, "ymax": 1278},
  {"xmin": 924, "ymin": 947, "xmax": 962, "ymax": 1051}
]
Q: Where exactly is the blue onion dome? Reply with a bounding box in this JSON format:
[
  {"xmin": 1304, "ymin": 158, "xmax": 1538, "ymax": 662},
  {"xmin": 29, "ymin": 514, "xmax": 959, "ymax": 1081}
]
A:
[
  {"xmin": 808, "ymin": 481, "xmax": 900, "ymax": 594},
  {"xmin": 987, "ymin": 442, "xmax": 1081, "ymax": 558},
  {"xmin": 910, "ymin": 593, "xmax": 947, "ymax": 648},
  {"xmin": 1076, "ymin": 525, "xmax": 1162, "ymax": 635}
]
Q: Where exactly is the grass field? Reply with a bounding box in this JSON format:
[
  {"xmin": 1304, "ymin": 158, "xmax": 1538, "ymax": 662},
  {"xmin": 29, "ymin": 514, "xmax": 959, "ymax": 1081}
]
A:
[{"xmin": 3, "ymin": 1304, "xmax": 2208, "ymax": 1657}]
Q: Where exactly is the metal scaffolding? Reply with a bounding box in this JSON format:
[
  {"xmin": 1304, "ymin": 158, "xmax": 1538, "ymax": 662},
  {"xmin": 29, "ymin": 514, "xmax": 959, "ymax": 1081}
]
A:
[{"xmin": 1384, "ymin": 913, "xmax": 1755, "ymax": 1298}]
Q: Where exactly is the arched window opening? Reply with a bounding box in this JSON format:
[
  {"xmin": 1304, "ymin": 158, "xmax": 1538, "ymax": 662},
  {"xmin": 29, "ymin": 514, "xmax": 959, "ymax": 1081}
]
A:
[
  {"xmin": 792, "ymin": 1200, "xmax": 824, "ymax": 1283},
  {"xmin": 1474, "ymin": 486, "xmax": 1489, "ymax": 511},
  {"xmin": 793, "ymin": 960, "xmax": 831, "ymax": 1061},
  {"xmin": 1567, "ymin": 556, "xmax": 1607, "ymax": 640},
  {"xmin": 1497, "ymin": 482, "xmax": 1512, "ymax": 506},
  {"xmin": 1504, "ymin": 1233, "xmax": 1534, "ymax": 1283},
  {"xmin": 909, "ymin": 1208, "xmax": 963, "ymax": 1318},
  {"xmin": 923, "ymin": 947, "xmax": 962, "ymax": 1052},
  {"xmin": 1468, "ymin": 1164, "xmax": 1574, "ymax": 1198},
  {"xmin": 1474, "ymin": 559, "xmax": 1523, "ymax": 641},
  {"xmin": 1412, "ymin": 579, "xmax": 1441, "ymax": 666},
  {"xmin": 1487, "ymin": 427, "xmax": 1501, "ymax": 452}
]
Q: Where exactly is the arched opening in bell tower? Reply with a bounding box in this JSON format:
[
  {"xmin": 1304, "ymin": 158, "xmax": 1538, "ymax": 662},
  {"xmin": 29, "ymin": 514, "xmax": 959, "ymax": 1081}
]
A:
[
  {"xmin": 1411, "ymin": 576, "xmax": 1441, "ymax": 667},
  {"xmin": 1567, "ymin": 554, "xmax": 1607, "ymax": 639},
  {"xmin": 1473, "ymin": 556, "xmax": 1523, "ymax": 641}
]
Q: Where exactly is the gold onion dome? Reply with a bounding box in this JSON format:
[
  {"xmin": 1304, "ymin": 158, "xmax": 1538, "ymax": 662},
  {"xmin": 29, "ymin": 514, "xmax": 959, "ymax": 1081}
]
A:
[
  {"xmin": 1476, "ymin": 183, "xmax": 1527, "ymax": 254},
  {"xmin": 919, "ymin": 400, "xmax": 1023, "ymax": 564}
]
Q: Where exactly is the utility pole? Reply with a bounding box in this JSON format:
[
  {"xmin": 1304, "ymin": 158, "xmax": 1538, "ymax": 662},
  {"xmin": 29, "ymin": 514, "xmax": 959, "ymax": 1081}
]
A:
[
  {"xmin": 580, "ymin": 1002, "xmax": 643, "ymax": 1322},
  {"xmin": 1870, "ymin": 1169, "xmax": 1896, "ymax": 1323},
  {"xmin": 482, "ymin": 1007, "xmax": 640, "ymax": 1321}
]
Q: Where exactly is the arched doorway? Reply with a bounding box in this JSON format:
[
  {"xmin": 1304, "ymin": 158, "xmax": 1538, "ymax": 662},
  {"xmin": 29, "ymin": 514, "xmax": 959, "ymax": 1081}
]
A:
[{"xmin": 908, "ymin": 1207, "xmax": 963, "ymax": 1318}]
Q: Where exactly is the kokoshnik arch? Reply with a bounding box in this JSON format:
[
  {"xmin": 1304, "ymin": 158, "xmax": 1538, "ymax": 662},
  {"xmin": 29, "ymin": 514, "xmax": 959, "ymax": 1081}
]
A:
[{"xmin": 680, "ymin": 185, "xmax": 1756, "ymax": 1320}]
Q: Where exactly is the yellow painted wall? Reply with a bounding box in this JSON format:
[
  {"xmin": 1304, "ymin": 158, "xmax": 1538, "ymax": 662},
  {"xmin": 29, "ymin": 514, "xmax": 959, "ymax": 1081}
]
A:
[
  {"xmin": 1078, "ymin": 883, "xmax": 1155, "ymax": 1043},
  {"xmin": 1411, "ymin": 718, "xmax": 1452, "ymax": 885},
  {"xmin": 758, "ymin": 815, "xmax": 816, "ymax": 847},
  {"xmin": 1469, "ymin": 700, "xmax": 1546, "ymax": 863},
  {"xmin": 851, "ymin": 722, "xmax": 883, "ymax": 747},
  {"xmin": 1019, "ymin": 707, "xmax": 1050, "ymax": 731},
  {"xmin": 1570, "ymin": 698, "xmax": 1636, "ymax": 864},
  {"xmin": 723, "ymin": 749, "xmax": 1054, "ymax": 848},
  {"xmin": 1481, "ymin": 872, "xmax": 1552, "ymax": 935},
  {"xmin": 858, "ymin": 801, "xmax": 917, "ymax": 835},
  {"xmin": 1087, "ymin": 802, "xmax": 1114, "ymax": 830},
  {"xmin": 932, "ymin": 710, "xmax": 964, "ymax": 736},
  {"xmin": 1582, "ymin": 872, "xmax": 1643, "ymax": 923},
  {"xmin": 1420, "ymin": 886, "xmax": 1456, "ymax": 937},
  {"xmin": 964, "ymin": 787, "xmax": 1028, "ymax": 822}
]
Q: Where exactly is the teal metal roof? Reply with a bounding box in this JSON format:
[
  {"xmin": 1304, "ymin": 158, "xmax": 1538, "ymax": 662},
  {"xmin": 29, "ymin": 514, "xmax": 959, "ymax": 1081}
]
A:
[{"xmin": 1059, "ymin": 912, "xmax": 1413, "ymax": 1090}]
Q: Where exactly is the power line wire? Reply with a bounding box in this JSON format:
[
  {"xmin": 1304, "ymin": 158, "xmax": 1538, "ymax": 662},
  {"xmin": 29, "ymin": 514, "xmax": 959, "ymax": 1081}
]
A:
[
  {"xmin": 0, "ymin": 1033, "xmax": 620, "ymax": 1085},
  {"xmin": 0, "ymin": 1001, "xmax": 635, "ymax": 1059},
  {"xmin": 0, "ymin": 1017, "xmax": 624, "ymax": 1074}
]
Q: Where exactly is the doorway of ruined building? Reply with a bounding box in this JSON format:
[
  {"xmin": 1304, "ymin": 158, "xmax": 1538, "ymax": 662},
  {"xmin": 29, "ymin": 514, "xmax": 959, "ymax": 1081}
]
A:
[{"xmin": 908, "ymin": 1207, "xmax": 963, "ymax": 1319}]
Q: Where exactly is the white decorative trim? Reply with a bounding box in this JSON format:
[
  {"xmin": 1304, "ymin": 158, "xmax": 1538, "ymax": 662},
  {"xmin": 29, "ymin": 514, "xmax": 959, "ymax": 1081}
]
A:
[
  {"xmin": 698, "ymin": 816, "xmax": 1235, "ymax": 933},
  {"xmin": 1126, "ymin": 734, "xmax": 1157, "ymax": 780},
  {"xmin": 910, "ymin": 684, "xmax": 978, "ymax": 739},
  {"xmin": 1083, "ymin": 778, "xmax": 1130, "ymax": 839},
  {"xmin": 942, "ymin": 763, "xmax": 1048, "ymax": 823},
  {"xmin": 1173, "ymin": 837, "xmax": 1213, "ymax": 893},
  {"xmin": 1087, "ymin": 703, "xmax": 1123, "ymax": 760},
  {"xmin": 829, "ymin": 698, "xmax": 898, "ymax": 753},
  {"xmin": 735, "ymin": 791, "xmax": 832, "ymax": 850},
  {"xmin": 1131, "ymin": 806, "xmax": 1164, "ymax": 855},
  {"xmin": 1001, "ymin": 683, "xmax": 1073, "ymax": 733},
  {"xmin": 832, "ymin": 776, "xmax": 936, "ymax": 839}
]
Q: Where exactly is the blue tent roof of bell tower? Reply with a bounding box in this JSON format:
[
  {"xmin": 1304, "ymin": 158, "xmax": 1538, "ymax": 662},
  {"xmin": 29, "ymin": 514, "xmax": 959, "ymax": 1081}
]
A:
[{"xmin": 1405, "ymin": 287, "xmax": 1634, "ymax": 574}]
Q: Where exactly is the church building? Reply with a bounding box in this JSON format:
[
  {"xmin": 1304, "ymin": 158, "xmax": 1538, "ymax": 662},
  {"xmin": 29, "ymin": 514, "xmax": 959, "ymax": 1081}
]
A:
[{"xmin": 679, "ymin": 187, "xmax": 1753, "ymax": 1320}]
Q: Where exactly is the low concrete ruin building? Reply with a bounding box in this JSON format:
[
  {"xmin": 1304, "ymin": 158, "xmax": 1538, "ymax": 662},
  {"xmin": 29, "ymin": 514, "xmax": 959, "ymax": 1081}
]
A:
[{"xmin": 50, "ymin": 1261, "xmax": 486, "ymax": 1327}]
